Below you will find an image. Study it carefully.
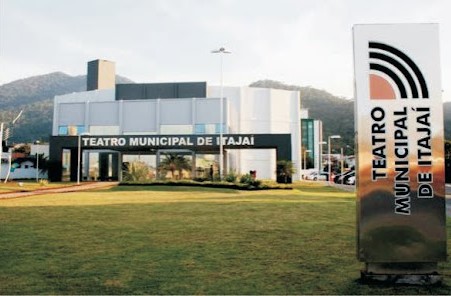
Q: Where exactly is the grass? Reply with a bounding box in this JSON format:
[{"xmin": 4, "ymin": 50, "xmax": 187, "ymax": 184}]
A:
[
  {"xmin": 0, "ymin": 182, "xmax": 449, "ymax": 294},
  {"xmin": 0, "ymin": 181, "xmax": 75, "ymax": 193}
]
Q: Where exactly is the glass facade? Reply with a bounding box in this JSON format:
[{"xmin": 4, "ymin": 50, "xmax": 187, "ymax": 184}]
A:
[
  {"xmin": 58, "ymin": 125, "xmax": 85, "ymax": 135},
  {"xmin": 194, "ymin": 124, "xmax": 226, "ymax": 135},
  {"xmin": 301, "ymin": 119, "xmax": 315, "ymax": 169}
]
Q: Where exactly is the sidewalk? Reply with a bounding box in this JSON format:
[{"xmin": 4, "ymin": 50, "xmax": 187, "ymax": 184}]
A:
[{"xmin": 0, "ymin": 182, "xmax": 119, "ymax": 200}]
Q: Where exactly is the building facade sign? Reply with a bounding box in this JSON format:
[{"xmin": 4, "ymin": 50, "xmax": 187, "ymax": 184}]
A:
[
  {"xmin": 353, "ymin": 24, "xmax": 446, "ymax": 263},
  {"xmin": 49, "ymin": 133, "xmax": 293, "ymax": 182},
  {"xmin": 81, "ymin": 135, "xmax": 255, "ymax": 148}
]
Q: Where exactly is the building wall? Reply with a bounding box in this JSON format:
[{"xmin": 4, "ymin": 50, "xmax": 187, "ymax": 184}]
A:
[
  {"xmin": 208, "ymin": 86, "xmax": 301, "ymax": 180},
  {"xmin": 53, "ymin": 86, "xmax": 301, "ymax": 180},
  {"xmin": 87, "ymin": 60, "xmax": 116, "ymax": 91},
  {"xmin": 54, "ymin": 93, "xmax": 226, "ymax": 137}
]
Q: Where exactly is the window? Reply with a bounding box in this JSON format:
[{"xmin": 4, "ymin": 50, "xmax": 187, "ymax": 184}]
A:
[
  {"xmin": 194, "ymin": 124, "xmax": 226, "ymax": 134},
  {"xmin": 195, "ymin": 124, "xmax": 206, "ymax": 134},
  {"xmin": 215, "ymin": 123, "xmax": 226, "ymax": 134},
  {"xmin": 58, "ymin": 126, "xmax": 68, "ymax": 135},
  {"xmin": 58, "ymin": 125, "xmax": 85, "ymax": 135}
]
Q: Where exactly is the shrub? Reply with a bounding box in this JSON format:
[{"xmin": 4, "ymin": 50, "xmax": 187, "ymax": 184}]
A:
[
  {"xmin": 39, "ymin": 179, "xmax": 49, "ymax": 186},
  {"xmin": 123, "ymin": 161, "xmax": 151, "ymax": 182},
  {"xmin": 193, "ymin": 177, "xmax": 208, "ymax": 182},
  {"xmin": 239, "ymin": 173, "xmax": 253, "ymax": 184},
  {"xmin": 239, "ymin": 174, "xmax": 261, "ymax": 187},
  {"xmin": 225, "ymin": 170, "xmax": 238, "ymax": 183}
]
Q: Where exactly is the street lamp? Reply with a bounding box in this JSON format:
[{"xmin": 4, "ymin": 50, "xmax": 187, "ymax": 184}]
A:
[
  {"xmin": 3, "ymin": 110, "xmax": 23, "ymax": 183},
  {"xmin": 340, "ymin": 147, "xmax": 344, "ymax": 184},
  {"xmin": 328, "ymin": 135, "xmax": 341, "ymax": 185},
  {"xmin": 77, "ymin": 132, "xmax": 90, "ymax": 185},
  {"xmin": 211, "ymin": 47, "xmax": 231, "ymax": 180},
  {"xmin": 319, "ymin": 141, "xmax": 326, "ymax": 172},
  {"xmin": 34, "ymin": 140, "xmax": 40, "ymax": 182}
]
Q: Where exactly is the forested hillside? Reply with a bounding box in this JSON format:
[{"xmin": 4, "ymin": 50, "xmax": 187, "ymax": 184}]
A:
[
  {"xmin": 250, "ymin": 80, "xmax": 451, "ymax": 147},
  {"xmin": 0, "ymin": 73, "xmax": 132, "ymax": 143},
  {"xmin": 250, "ymin": 80, "xmax": 355, "ymax": 149},
  {"xmin": 1, "ymin": 74, "xmax": 449, "ymax": 144}
]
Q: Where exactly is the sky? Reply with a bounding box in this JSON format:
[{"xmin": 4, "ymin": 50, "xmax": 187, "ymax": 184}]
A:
[{"xmin": 1, "ymin": 0, "xmax": 450, "ymax": 101}]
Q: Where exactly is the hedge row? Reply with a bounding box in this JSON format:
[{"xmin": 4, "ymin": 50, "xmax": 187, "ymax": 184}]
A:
[{"xmin": 119, "ymin": 180, "xmax": 292, "ymax": 190}]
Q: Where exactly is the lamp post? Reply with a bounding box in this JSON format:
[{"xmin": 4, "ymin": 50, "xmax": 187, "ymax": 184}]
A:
[
  {"xmin": 319, "ymin": 141, "xmax": 326, "ymax": 172},
  {"xmin": 77, "ymin": 132, "xmax": 90, "ymax": 185},
  {"xmin": 211, "ymin": 47, "xmax": 231, "ymax": 180},
  {"xmin": 341, "ymin": 147, "xmax": 344, "ymax": 184},
  {"xmin": 34, "ymin": 140, "xmax": 40, "ymax": 182},
  {"xmin": 3, "ymin": 110, "xmax": 23, "ymax": 183},
  {"xmin": 328, "ymin": 135, "xmax": 341, "ymax": 185}
]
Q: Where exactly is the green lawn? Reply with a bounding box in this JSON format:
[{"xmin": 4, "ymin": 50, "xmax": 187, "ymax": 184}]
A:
[
  {"xmin": 0, "ymin": 183, "xmax": 449, "ymax": 294},
  {"xmin": 0, "ymin": 181, "xmax": 75, "ymax": 193}
]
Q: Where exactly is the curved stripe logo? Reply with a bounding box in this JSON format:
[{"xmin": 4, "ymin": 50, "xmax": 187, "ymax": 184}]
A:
[{"xmin": 369, "ymin": 42, "xmax": 429, "ymax": 100}]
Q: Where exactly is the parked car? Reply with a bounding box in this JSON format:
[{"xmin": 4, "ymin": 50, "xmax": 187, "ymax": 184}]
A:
[
  {"xmin": 305, "ymin": 171, "xmax": 319, "ymax": 180},
  {"xmin": 346, "ymin": 175, "xmax": 356, "ymax": 185},
  {"xmin": 343, "ymin": 171, "xmax": 355, "ymax": 185},
  {"xmin": 317, "ymin": 172, "xmax": 329, "ymax": 181},
  {"xmin": 334, "ymin": 170, "xmax": 354, "ymax": 184},
  {"xmin": 306, "ymin": 171, "xmax": 328, "ymax": 181}
]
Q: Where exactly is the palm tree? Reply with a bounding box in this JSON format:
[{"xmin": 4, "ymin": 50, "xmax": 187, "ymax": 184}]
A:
[
  {"xmin": 158, "ymin": 153, "xmax": 192, "ymax": 180},
  {"xmin": 277, "ymin": 160, "xmax": 295, "ymax": 183}
]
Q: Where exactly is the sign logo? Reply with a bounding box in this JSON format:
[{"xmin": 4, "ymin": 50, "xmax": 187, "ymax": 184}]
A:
[{"xmin": 369, "ymin": 42, "xmax": 429, "ymax": 100}]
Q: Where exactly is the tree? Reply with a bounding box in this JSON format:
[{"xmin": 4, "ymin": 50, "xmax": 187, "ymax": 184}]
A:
[
  {"xmin": 277, "ymin": 160, "xmax": 296, "ymax": 183},
  {"xmin": 158, "ymin": 153, "xmax": 192, "ymax": 180},
  {"xmin": 123, "ymin": 161, "xmax": 151, "ymax": 182}
]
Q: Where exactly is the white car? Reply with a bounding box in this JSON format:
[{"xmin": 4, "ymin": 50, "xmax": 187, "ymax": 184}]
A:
[
  {"xmin": 305, "ymin": 171, "xmax": 319, "ymax": 180},
  {"xmin": 346, "ymin": 175, "xmax": 356, "ymax": 185},
  {"xmin": 306, "ymin": 171, "xmax": 327, "ymax": 181}
]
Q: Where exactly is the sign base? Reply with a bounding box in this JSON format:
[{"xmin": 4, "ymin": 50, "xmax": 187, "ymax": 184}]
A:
[{"xmin": 361, "ymin": 263, "xmax": 442, "ymax": 285}]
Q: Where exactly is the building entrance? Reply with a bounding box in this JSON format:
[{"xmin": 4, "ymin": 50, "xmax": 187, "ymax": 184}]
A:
[{"xmin": 49, "ymin": 134, "xmax": 292, "ymax": 183}]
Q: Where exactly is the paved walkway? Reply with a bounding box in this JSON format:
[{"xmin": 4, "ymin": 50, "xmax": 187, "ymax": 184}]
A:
[{"xmin": 0, "ymin": 182, "xmax": 119, "ymax": 200}]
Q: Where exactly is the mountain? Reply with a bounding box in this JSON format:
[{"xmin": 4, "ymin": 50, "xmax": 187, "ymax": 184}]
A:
[
  {"xmin": 250, "ymin": 80, "xmax": 451, "ymax": 148},
  {"xmin": 0, "ymin": 72, "xmax": 133, "ymax": 143},
  {"xmin": 1, "ymin": 74, "xmax": 449, "ymax": 145}
]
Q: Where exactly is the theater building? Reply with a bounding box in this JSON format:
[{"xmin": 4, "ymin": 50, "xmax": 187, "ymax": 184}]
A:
[{"xmin": 49, "ymin": 60, "xmax": 302, "ymax": 182}]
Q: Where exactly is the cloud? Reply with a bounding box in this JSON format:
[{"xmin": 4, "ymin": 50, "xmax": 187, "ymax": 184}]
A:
[{"xmin": 0, "ymin": 0, "xmax": 450, "ymax": 101}]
